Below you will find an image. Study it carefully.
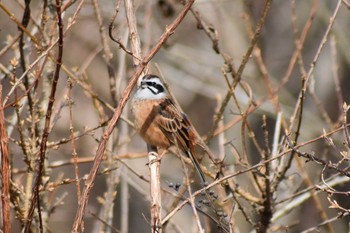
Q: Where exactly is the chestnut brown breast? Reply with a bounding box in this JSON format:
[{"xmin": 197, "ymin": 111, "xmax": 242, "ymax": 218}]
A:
[{"xmin": 132, "ymin": 99, "xmax": 171, "ymax": 148}]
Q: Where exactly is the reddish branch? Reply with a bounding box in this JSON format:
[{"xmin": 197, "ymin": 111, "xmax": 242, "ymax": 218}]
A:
[
  {"xmin": 0, "ymin": 85, "xmax": 11, "ymax": 233},
  {"xmin": 23, "ymin": 1, "xmax": 64, "ymax": 232},
  {"xmin": 71, "ymin": 0, "xmax": 196, "ymax": 231}
]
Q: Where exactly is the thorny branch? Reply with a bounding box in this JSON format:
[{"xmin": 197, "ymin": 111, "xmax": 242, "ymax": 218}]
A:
[{"xmin": 24, "ymin": 1, "xmax": 64, "ymax": 231}]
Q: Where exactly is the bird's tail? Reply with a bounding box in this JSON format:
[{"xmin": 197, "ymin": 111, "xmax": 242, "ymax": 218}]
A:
[
  {"xmin": 187, "ymin": 150, "xmax": 207, "ymax": 186},
  {"xmin": 187, "ymin": 151, "xmax": 229, "ymax": 232}
]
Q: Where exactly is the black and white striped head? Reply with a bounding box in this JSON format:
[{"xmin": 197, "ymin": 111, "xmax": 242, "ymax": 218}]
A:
[{"xmin": 134, "ymin": 74, "xmax": 166, "ymax": 100}]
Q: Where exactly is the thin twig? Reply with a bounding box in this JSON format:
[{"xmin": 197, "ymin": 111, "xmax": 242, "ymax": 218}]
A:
[
  {"xmin": 177, "ymin": 148, "xmax": 204, "ymax": 233},
  {"xmin": 108, "ymin": 0, "xmax": 139, "ymax": 60},
  {"xmin": 24, "ymin": 1, "xmax": 64, "ymax": 231},
  {"xmin": 67, "ymin": 78, "xmax": 81, "ymax": 207},
  {"xmin": 330, "ymin": 36, "xmax": 344, "ymax": 120}
]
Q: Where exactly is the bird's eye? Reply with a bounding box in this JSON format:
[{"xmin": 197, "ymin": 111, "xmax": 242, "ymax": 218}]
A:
[{"xmin": 140, "ymin": 79, "xmax": 164, "ymax": 94}]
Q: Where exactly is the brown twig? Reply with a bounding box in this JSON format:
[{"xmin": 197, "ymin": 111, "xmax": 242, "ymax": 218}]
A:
[
  {"xmin": 18, "ymin": 0, "xmax": 34, "ymax": 126},
  {"xmin": 124, "ymin": 0, "xmax": 143, "ymax": 68},
  {"xmin": 330, "ymin": 36, "xmax": 344, "ymax": 121},
  {"xmin": 148, "ymin": 149, "xmax": 163, "ymax": 232},
  {"xmin": 277, "ymin": 0, "xmax": 342, "ymax": 185},
  {"xmin": 2, "ymin": 0, "xmax": 86, "ymax": 109},
  {"xmin": 67, "ymin": 78, "xmax": 81, "ymax": 207},
  {"xmin": 24, "ymin": 1, "xmax": 64, "ymax": 231},
  {"xmin": 277, "ymin": 0, "xmax": 318, "ymax": 91},
  {"xmin": 161, "ymin": 148, "xmax": 289, "ymax": 225},
  {"xmin": 89, "ymin": 212, "xmax": 122, "ymax": 233},
  {"xmin": 288, "ymin": 3, "xmax": 335, "ymax": 232},
  {"xmin": 177, "ymin": 148, "xmax": 204, "ymax": 233},
  {"xmin": 108, "ymin": 0, "xmax": 139, "ymax": 60},
  {"xmin": 258, "ymin": 115, "xmax": 273, "ymax": 233},
  {"xmin": 0, "ymin": 85, "xmax": 11, "ymax": 233},
  {"xmin": 0, "ymin": 34, "xmax": 21, "ymax": 58},
  {"xmin": 342, "ymin": 0, "xmax": 350, "ymax": 8},
  {"xmin": 93, "ymin": 0, "xmax": 127, "ymax": 224},
  {"xmin": 0, "ymin": 2, "xmax": 40, "ymax": 45},
  {"xmin": 164, "ymin": 124, "xmax": 350, "ymax": 231},
  {"xmin": 286, "ymin": 135, "xmax": 350, "ymax": 177},
  {"xmin": 301, "ymin": 211, "xmax": 349, "ymax": 233}
]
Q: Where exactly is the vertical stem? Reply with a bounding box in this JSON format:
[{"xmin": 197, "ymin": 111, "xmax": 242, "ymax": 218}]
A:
[
  {"xmin": 147, "ymin": 145, "xmax": 162, "ymax": 233},
  {"xmin": 0, "ymin": 85, "xmax": 11, "ymax": 233},
  {"xmin": 68, "ymin": 78, "xmax": 81, "ymax": 206},
  {"xmin": 124, "ymin": 0, "xmax": 142, "ymax": 67},
  {"xmin": 24, "ymin": 0, "xmax": 64, "ymax": 231},
  {"xmin": 120, "ymin": 165, "xmax": 129, "ymax": 233}
]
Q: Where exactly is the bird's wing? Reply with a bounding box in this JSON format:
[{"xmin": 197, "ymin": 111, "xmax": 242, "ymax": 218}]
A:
[
  {"xmin": 155, "ymin": 99, "xmax": 191, "ymax": 151},
  {"xmin": 156, "ymin": 99, "xmax": 208, "ymax": 185}
]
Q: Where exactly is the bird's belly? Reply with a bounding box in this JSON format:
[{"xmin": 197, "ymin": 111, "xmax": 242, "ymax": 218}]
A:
[{"xmin": 132, "ymin": 99, "xmax": 170, "ymax": 148}]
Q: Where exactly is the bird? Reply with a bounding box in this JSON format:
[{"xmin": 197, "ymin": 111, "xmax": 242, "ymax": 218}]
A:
[
  {"xmin": 131, "ymin": 74, "xmax": 229, "ymax": 232},
  {"xmin": 131, "ymin": 74, "xmax": 207, "ymax": 184}
]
